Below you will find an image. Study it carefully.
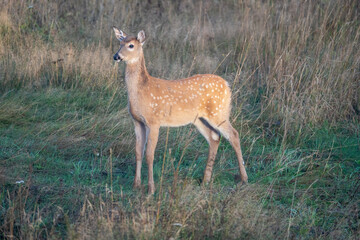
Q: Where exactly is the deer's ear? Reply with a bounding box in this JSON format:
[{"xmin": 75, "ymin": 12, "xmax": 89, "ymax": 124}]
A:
[
  {"xmin": 137, "ymin": 30, "xmax": 146, "ymax": 45},
  {"xmin": 113, "ymin": 27, "xmax": 126, "ymax": 41}
]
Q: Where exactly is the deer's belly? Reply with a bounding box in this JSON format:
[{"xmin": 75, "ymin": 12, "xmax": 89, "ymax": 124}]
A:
[{"xmin": 158, "ymin": 109, "xmax": 199, "ymax": 127}]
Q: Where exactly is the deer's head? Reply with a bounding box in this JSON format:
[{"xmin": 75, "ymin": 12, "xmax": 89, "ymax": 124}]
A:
[{"xmin": 113, "ymin": 27, "xmax": 146, "ymax": 64}]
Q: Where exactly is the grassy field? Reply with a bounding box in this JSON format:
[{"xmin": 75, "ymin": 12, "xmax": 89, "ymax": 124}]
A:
[{"xmin": 1, "ymin": 0, "xmax": 359, "ymax": 239}]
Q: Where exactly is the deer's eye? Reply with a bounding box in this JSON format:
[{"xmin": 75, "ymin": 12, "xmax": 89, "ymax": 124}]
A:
[{"xmin": 129, "ymin": 44, "xmax": 134, "ymax": 49}]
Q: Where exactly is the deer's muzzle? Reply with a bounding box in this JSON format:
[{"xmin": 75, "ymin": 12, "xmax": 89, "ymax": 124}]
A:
[{"xmin": 113, "ymin": 53, "xmax": 122, "ymax": 61}]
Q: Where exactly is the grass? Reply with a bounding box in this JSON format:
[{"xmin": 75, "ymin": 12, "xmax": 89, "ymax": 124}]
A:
[
  {"xmin": 1, "ymin": 88, "xmax": 358, "ymax": 239},
  {"xmin": 1, "ymin": 0, "xmax": 360, "ymax": 239}
]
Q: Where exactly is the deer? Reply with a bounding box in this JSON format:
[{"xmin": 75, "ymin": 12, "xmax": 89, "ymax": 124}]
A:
[{"xmin": 112, "ymin": 27, "xmax": 248, "ymax": 194}]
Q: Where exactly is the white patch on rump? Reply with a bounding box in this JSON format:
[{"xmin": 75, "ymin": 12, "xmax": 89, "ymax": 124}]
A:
[{"xmin": 211, "ymin": 131, "xmax": 219, "ymax": 141}]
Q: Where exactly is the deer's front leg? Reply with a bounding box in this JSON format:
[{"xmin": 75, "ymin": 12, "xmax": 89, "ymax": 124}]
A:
[
  {"xmin": 133, "ymin": 120, "xmax": 147, "ymax": 188},
  {"xmin": 145, "ymin": 125, "xmax": 160, "ymax": 194}
]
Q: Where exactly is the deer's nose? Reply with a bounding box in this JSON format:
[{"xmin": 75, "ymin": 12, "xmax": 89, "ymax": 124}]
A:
[{"xmin": 113, "ymin": 53, "xmax": 121, "ymax": 61}]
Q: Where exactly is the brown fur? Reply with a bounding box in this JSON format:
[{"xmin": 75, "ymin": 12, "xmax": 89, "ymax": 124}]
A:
[{"xmin": 113, "ymin": 28, "xmax": 248, "ymax": 194}]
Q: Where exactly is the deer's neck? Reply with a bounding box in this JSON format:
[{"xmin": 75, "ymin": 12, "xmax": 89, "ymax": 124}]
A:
[{"xmin": 124, "ymin": 55, "xmax": 149, "ymax": 101}]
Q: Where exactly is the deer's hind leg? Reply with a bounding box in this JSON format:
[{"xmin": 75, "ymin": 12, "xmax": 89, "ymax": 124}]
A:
[
  {"xmin": 194, "ymin": 119, "xmax": 220, "ymax": 184},
  {"xmin": 217, "ymin": 121, "xmax": 248, "ymax": 183}
]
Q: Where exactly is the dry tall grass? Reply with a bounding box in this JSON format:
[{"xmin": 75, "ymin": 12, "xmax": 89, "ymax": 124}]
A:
[
  {"xmin": 1, "ymin": 0, "xmax": 359, "ymax": 239},
  {"xmin": 1, "ymin": 0, "xmax": 359, "ymax": 128}
]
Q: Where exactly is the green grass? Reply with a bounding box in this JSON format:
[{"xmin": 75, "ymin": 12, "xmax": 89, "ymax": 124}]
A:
[
  {"xmin": 1, "ymin": 0, "xmax": 359, "ymax": 239},
  {"xmin": 1, "ymin": 88, "xmax": 359, "ymax": 239}
]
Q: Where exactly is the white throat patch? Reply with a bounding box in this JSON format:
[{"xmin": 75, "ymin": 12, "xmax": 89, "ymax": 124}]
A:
[{"xmin": 127, "ymin": 57, "xmax": 140, "ymax": 64}]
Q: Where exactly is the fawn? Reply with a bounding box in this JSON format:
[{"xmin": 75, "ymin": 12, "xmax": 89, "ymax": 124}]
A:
[{"xmin": 112, "ymin": 28, "xmax": 248, "ymax": 194}]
